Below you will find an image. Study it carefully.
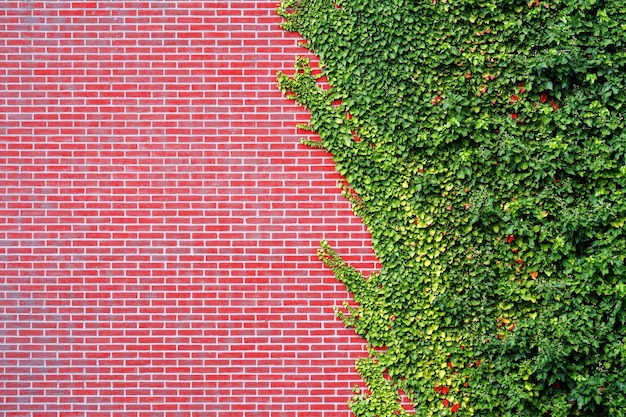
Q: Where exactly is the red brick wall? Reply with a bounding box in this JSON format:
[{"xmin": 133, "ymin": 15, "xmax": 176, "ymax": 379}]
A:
[{"xmin": 0, "ymin": 1, "xmax": 379, "ymax": 415}]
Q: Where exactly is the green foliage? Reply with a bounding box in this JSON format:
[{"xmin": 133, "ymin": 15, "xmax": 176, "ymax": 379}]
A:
[{"xmin": 277, "ymin": 0, "xmax": 626, "ymax": 415}]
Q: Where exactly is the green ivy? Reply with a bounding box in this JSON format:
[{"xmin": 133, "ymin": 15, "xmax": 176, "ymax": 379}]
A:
[{"xmin": 277, "ymin": 0, "xmax": 626, "ymax": 415}]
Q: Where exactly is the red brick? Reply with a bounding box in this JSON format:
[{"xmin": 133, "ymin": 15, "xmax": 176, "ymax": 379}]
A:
[{"xmin": 0, "ymin": 1, "xmax": 379, "ymax": 415}]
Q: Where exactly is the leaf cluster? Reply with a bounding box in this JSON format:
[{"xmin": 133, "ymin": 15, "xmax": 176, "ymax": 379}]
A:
[{"xmin": 277, "ymin": 0, "xmax": 626, "ymax": 415}]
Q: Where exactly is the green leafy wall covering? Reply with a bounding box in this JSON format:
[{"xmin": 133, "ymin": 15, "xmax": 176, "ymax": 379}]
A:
[{"xmin": 277, "ymin": 0, "xmax": 626, "ymax": 415}]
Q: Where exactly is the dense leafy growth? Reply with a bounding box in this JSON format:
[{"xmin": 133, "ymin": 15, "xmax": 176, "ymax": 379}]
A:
[{"xmin": 277, "ymin": 0, "xmax": 626, "ymax": 415}]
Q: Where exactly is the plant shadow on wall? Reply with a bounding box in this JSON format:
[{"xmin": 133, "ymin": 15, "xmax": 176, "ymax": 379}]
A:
[{"xmin": 276, "ymin": 0, "xmax": 626, "ymax": 416}]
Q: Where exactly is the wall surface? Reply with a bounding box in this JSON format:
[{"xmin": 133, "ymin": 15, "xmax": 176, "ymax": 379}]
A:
[{"xmin": 0, "ymin": 1, "xmax": 379, "ymax": 415}]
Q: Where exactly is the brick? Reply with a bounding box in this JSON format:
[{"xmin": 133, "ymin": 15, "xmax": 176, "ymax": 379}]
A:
[{"xmin": 0, "ymin": 1, "xmax": 379, "ymax": 415}]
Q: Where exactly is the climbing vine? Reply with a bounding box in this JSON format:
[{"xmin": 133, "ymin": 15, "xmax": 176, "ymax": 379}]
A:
[{"xmin": 277, "ymin": 0, "xmax": 626, "ymax": 416}]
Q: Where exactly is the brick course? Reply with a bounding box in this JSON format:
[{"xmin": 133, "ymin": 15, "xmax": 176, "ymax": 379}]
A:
[{"xmin": 0, "ymin": 1, "xmax": 378, "ymax": 415}]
